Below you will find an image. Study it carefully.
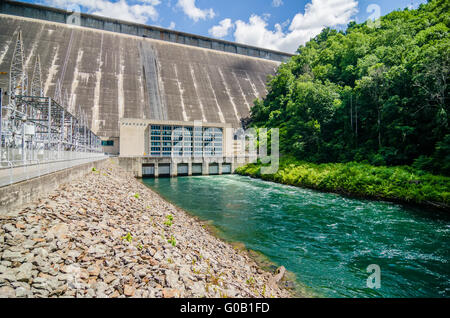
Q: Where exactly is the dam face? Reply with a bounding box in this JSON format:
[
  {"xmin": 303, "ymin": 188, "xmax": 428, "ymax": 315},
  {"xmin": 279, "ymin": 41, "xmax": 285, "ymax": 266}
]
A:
[{"xmin": 0, "ymin": 1, "xmax": 290, "ymax": 144}]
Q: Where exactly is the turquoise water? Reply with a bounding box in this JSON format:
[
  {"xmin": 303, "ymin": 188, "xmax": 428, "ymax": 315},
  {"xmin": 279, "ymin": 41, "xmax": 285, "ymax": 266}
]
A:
[{"xmin": 142, "ymin": 175, "xmax": 450, "ymax": 298}]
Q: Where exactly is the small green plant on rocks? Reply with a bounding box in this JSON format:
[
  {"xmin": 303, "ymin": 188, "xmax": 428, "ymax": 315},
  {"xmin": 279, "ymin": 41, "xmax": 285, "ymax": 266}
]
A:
[
  {"xmin": 209, "ymin": 272, "xmax": 223, "ymax": 286},
  {"xmin": 168, "ymin": 235, "xmax": 176, "ymax": 247},
  {"xmin": 133, "ymin": 193, "xmax": 140, "ymax": 199},
  {"xmin": 121, "ymin": 232, "xmax": 133, "ymax": 243},
  {"xmin": 164, "ymin": 215, "xmax": 173, "ymax": 227}
]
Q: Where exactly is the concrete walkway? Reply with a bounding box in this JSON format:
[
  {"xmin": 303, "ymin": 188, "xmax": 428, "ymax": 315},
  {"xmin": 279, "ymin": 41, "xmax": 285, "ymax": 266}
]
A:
[{"xmin": 0, "ymin": 155, "xmax": 107, "ymax": 187}]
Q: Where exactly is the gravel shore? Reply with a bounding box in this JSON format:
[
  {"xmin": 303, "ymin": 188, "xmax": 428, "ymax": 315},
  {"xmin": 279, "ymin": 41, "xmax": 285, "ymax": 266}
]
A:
[{"xmin": 0, "ymin": 160, "xmax": 292, "ymax": 298}]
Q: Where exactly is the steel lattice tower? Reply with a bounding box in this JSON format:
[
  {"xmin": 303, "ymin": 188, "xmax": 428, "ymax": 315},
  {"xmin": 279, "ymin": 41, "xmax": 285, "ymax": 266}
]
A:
[
  {"xmin": 9, "ymin": 30, "xmax": 27, "ymax": 96},
  {"xmin": 30, "ymin": 55, "xmax": 43, "ymax": 97}
]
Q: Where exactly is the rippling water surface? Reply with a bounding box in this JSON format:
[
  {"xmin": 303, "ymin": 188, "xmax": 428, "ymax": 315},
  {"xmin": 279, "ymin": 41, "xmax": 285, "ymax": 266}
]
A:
[{"xmin": 142, "ymin": 175, "xmax": 450, "ymax": 297}]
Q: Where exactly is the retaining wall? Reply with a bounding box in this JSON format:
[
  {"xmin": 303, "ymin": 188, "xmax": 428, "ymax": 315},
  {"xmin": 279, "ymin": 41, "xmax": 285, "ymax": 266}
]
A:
[{"xmin": 0, "ymin": 158, "xmax": 109, "ymax": 216}]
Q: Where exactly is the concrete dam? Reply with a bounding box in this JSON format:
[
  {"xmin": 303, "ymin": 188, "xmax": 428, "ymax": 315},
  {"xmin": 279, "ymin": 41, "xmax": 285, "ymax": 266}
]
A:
[
  {"xmin": 0, "ymin": 0, "xmax": 292, "ymax": 182},
  {"xmin": 0, "ymin": 1, "xmax": 292, "ymax": 144}
]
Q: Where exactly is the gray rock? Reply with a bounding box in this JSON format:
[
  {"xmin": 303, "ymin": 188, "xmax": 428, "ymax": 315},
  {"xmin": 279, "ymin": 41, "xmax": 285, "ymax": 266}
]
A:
[
  {"xmin": 22, "ymin": 240, "xmax": 36, "ymax": 249},
  {"xmin": 32, "ymin": 277, "xmax": 48, "ymax": 290},
  {"xmin": 189, "ymin": 282, "xmax": 206, "ymax": 297},
  {"xmin": 32, "ymin": 288, "xmax": 49, "ymax": 297},
  {"xmin": 16, "ymin": 263, "xmax": 33, "ymax": 282},
  {"xmin": 95, "ymin": 281, "xmax": 109, "ymax": 298},
  {"xmin": 88, "ymin": 244, "xmax": 106, "ymax": 255},
  {"xmin": 46, "ymin": 278, "xmax": 62, "ymax": 290},
  {"xmin": 0, "ymin": 286, "xmax": 15, "ymax": 298},
  {"xmin": 0, "ymin": 273, "xmax": 17, "ymax": 283},
  {"xmin": 153, "ymin": 250, "xmax": 163, "ymax": 261},
  {"xmin": 67, "ymin": 250, "xmax": 81, "ymax": 259},
  {"xmin": 15, "ymin": 286, "xmax": 30, "ymax": 298},
  {"xmin": 165, "ymin": 270, "xmax": 180, "ymax": 289},
  {"xmin": 35, "ymin": 248, "xmax": 48, "ymax": 258},
  {"xmin": 86, "ymin": 288, "xmax": 96, "ymax": 298},
  {"xmin": 1, "ymin": 250, "xmax": 22, "ymax": 261},
  {"xmin": 2, "ymin": 224, "xmax": 16, "ymax": 233}
]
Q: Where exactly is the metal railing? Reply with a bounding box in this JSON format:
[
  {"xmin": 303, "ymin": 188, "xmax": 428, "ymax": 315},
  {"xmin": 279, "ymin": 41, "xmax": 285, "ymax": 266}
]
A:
[{"xmin": 0, "ymin": 152, "xmax": 106, "ymax": 187}]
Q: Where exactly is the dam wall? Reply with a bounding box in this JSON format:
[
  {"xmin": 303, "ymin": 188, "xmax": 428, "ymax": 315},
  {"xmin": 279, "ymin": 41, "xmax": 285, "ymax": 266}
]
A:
[
  {"xmin": 0, "ymin": 1, "xmax": 291, "ymax": 141},
  {"xmin": 0, "ymin": 1, "xmax": 292, "ymax": 63}
]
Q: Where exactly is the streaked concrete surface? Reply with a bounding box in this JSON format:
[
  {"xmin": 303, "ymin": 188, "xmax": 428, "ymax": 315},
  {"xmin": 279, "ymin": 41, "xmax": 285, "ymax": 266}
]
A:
[
  {"xmin": 0, "ymin": 0, "xmax": 292, "ymax": 62},
  {"xmin": 0, "ymin": 13, "xmax": 281, "ymax": 139}
]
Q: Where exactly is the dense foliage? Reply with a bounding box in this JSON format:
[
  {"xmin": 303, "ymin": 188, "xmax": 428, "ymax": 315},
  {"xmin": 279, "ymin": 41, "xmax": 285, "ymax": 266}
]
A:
[
  {"xmin": 250, "ymin": 0, "xmax": 449, "ymax": 175},
  {"xmin": 236, "ymin": 157, "xmax": 450, "ymax": 209}
]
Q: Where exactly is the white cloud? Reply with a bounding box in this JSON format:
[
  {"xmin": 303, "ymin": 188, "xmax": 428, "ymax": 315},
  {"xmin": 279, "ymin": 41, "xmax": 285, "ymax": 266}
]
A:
[
  {"xmin": 208, "ymin": 18, "xmax": 233, "ymax": 38},
  {"xmin": 44, "ymin": 0, "xmax": 161, "ymax": 24},
  {"xmin": 168, "ymin": 21, "xmax": 176, "ymax": 29},
  {"xmin": 136, "ymin": 0, "xmax": 161, "ymax": 5},
  {"xmin": 272, "ymin": 0, "xmax": 284, "ymax": 7},
  {"xmin": 234, "ymin": 0, "xmax": 358, "ymax": 53},
  {"xmin": 176, "ymin": 0, "xmax": 215, "ymax": 22},
  {"xmin": 289, "ymin": 0, "xmax": 357, "ymax": 30}
]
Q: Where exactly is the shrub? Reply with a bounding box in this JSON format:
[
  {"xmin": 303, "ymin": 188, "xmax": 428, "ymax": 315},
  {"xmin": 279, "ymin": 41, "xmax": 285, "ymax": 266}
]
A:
[{"xmin": 236, "ymin": 156, "xmax": 450, "ymax": 208}]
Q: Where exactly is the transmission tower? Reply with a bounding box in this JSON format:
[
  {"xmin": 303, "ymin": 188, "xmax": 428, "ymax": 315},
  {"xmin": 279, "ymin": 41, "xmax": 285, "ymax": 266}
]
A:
[
  {"xmin": 30, "ymin": 55, "xmax": 43, "ymax": 97},
  {"xmin": 9, "ymin": 30, "xmax": 28, "ymax": 96}
]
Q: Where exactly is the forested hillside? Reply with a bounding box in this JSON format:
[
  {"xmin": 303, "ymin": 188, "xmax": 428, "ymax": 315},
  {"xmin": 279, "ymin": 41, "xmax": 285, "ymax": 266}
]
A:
[{"xmin": 250, "ymin": 0, "xmax": 449, "ymax": 175}]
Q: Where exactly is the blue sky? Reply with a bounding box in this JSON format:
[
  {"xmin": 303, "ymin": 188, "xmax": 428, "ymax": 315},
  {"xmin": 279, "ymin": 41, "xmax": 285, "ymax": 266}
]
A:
[{"xmin": 25, "ymin": 0, "xmax": 428, "ymax": 53}]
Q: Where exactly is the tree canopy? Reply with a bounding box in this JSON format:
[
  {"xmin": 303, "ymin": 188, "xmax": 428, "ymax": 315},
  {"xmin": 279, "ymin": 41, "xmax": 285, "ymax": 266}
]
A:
[{"xmin": 250, "ymin": 0, "xmax": 449, "ymax": 175}]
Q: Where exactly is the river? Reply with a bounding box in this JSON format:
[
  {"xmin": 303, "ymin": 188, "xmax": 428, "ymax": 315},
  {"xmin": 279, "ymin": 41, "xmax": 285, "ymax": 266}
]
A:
[{"xmin": 142, "ymin": 175, "xmax": 450, "ymax": 298}]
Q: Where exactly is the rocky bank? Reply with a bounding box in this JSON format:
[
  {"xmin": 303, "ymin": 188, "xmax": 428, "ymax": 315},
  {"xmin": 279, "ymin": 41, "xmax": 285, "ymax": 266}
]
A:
[{"xmin": 0, "ymin": 160, "xmax": 292, "ymax": 298}]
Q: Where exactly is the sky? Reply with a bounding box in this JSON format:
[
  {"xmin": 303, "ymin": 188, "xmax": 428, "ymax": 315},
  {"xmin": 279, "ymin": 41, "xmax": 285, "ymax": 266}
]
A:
[{"xmin": 23, "ymin": 0, "xmax": 428, "ymax": 53}]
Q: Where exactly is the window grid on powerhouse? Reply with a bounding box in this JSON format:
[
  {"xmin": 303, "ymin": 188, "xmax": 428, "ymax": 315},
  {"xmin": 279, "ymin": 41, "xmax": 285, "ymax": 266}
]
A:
[{"xmin": 149, "ymin": 125, "xmax": 223, "ymax": 157}]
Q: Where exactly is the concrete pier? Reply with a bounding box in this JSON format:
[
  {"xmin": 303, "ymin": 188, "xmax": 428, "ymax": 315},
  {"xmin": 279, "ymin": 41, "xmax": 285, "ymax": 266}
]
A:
[{"xmin": 118, "ymin": 156, "xmax": 254, "ymax": 178}]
